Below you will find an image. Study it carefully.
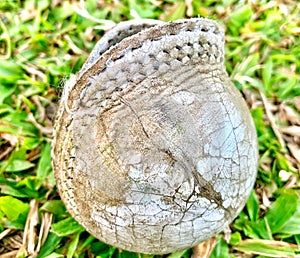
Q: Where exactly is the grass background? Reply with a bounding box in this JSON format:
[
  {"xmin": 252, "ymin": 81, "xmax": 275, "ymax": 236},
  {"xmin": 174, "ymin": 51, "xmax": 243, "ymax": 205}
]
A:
[{"xmin": 0, "ymin": 0, "xmax": 299, "ymax": 257}]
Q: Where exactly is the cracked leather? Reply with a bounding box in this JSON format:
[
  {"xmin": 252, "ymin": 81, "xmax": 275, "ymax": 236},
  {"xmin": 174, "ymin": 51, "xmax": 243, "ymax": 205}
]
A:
[{"xmin": 52, "ymin": 18, "xmax": 258, "ymax": 254}]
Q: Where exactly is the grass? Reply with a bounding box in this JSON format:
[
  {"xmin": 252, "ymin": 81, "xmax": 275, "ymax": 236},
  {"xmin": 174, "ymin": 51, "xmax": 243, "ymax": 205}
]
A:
[{"xmin": 0, "ymin": 0, "xmax": 299, "ymax": 257}]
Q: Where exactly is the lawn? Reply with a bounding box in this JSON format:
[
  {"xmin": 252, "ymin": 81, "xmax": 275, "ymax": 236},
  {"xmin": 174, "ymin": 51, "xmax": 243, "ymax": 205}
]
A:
[{"xmin": 0, "ymin": 0, "xmax": 299, "ymax": 257}]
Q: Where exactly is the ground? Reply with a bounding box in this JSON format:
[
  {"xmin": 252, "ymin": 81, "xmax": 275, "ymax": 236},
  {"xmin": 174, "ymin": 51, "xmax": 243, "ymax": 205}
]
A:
[{"xmin": 0, "ymin": 0, "xmax": 299, "ymax": 258}]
